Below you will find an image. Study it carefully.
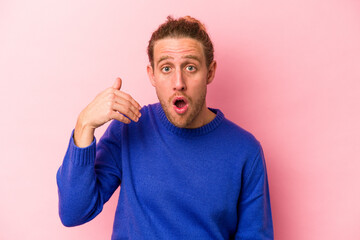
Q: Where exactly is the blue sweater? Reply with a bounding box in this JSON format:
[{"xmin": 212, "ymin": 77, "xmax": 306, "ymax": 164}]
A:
[{"xmin": 57, "ymin": 103, "xmax": 273, "ymax": 239}]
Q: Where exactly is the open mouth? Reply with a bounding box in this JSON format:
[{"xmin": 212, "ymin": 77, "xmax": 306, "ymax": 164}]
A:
[{"xmin": 172, "ymin": 96, "xmax": 189, "ymax": 114}]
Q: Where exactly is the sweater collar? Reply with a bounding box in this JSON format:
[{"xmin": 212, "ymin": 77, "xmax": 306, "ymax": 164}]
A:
[{"xmin": 155, "ymin": 102, "xmax": 224, "ymax": 137}]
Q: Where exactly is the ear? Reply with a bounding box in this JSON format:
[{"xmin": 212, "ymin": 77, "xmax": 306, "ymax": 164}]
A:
[
  {"xmin": 206, "ymin": 60, "xmax": 217, "ymax": 85},
  {"xmin": 147, "ymin": 65, "xmax": 156, "ymax": 87}
]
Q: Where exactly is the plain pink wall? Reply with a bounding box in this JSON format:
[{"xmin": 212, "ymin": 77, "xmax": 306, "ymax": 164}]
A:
[{"xmin": 1, "ymin": 0, "xmax": 359, "ymax": 239}]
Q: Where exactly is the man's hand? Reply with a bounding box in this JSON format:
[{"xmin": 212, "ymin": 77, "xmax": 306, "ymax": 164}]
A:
[{"xmin": 74, "ymin": 77, "xmax": 142, "ymax": 147}]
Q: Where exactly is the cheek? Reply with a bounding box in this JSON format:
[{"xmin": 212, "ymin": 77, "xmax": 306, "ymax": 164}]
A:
[
  {"xmin": 191, "ymin": 76, "xmax": 208, "ymax": 89},
  {"xmin": 155, "ymin": 80, "xmax": 169, "ymax": 91},
  {"xmin": 154, "ymin": 72, "xmax": 169, "ymax": 83},
  {"xmin": 156, "ymin": 75, "xmax": 174, "ymax": 90},
  {"xmin": 154, "ymin": 82, "xmax": 170, "ymax": 99}
]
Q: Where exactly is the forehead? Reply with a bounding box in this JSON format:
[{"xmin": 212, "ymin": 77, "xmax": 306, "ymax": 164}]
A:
[{"xmin": 153, "ymin": 37, "xmax": 205, "ymax": 62}]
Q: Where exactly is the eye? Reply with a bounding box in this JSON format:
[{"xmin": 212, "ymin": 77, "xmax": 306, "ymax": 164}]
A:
[
  {"xmin": 161, "ymin": 66, "xmax": 171, "ymax": 73},
  {"xmin": 186, "ymin": 65, "xmax": 196, "ymax": 72}
]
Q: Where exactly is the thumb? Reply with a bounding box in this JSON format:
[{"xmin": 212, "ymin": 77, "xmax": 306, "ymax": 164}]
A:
[{"xmin": 112, "ymin": 77, "xmax": 122, "ymax": 90}]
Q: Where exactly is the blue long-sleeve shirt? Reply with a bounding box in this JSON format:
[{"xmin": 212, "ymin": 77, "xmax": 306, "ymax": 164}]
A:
[{"xmin": 57, "ymin": 103, "xmax": 273, "ymax": 239}]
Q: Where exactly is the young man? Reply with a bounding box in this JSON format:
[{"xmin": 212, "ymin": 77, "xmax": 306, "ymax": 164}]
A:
[{"xmin": 57, "ymin": 16, "xmax": 274, "ymax": 239}]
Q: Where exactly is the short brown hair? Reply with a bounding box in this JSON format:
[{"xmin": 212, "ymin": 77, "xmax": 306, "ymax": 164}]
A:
[{"xmin": 147, "ymin": 15, "xmax": 214, "ymax": 68}]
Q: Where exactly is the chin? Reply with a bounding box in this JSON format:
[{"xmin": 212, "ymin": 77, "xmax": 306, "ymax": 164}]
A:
[
  {"xmin": 157, "ymin": 92, "xmax": 205, "ymax": 129},
  {"xmin": 171, "ymin": 119, "xmax": 190, "ymax": 128},
  {"xmin": 167, "ymin": 111, "xmax": 191, "ymax": 128},
  {"xmin": 161, "ymin": 104, "xmax": 192, "ymax": 128}
]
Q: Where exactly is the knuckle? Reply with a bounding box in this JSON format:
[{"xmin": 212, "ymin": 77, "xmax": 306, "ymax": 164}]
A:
[
  {"xmin": 125, "ymin": 108, "xmax": 131, "ymax": 115},
  {"xmin": 124, "ymin": 100, "xmax": 132, "ymax": 108},
  {"xmin": 120, "ymin": 115, "xmax": 129, "ymax": 123},
  {"xmin": 107, "ymin": 91, "xmax": 115, "ymax": 99},
  {"xmin": 108, "ymin": 102, "xmax": 115, "ymax": 110},
  {"xmin": 105, "ymin": 88, "xmax": 113, "ymax": 95},
  {"xmin": 124, "ymin": 93, "xmax": 132, "ymax": 101},
  {"xmin": 111, "ymin": 93, "xmax": 116, "ymax": 100},
  {"xmin": 106, "ymin": 111, "xmax": 112, "ymax": 119},
  {"xmin": 131, "ymin": 105, "xmax": 137, "ymax": 112}
]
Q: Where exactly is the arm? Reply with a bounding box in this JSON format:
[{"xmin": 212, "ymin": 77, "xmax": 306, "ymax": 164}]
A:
[
  {"xmin": 56, "ymin": 78, "xmax": 141, "ymax": 226},
  {"xmin": 234, "ymin": 146, "xmax": 274, "ymax": 239},
  {"xmin": 56, "ymin": 128, "xmax": 121, "ymax": 226}
]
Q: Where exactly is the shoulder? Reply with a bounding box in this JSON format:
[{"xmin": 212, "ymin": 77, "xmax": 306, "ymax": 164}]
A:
[
  {"xmin": 106, "ymin": 103, "xmax": 159, "ymax": 134},
  {"xmin": 216, "ymin": 113, "xmax": 262, "ymax": 156}
]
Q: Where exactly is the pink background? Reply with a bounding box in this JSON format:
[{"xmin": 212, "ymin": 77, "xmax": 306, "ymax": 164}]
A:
[{"xmin": 1, "ymin": 0, "xmax": 359, "ymax": 239}]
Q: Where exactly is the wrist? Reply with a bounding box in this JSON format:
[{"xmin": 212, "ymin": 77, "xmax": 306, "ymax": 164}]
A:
[{"xmin": 74, "ymin": 117, "xmax": 95, "ymax": 148}]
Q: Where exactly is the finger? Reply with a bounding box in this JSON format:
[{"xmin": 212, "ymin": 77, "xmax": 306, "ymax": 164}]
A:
[
  {"xmin": 112, "ymin": 77, "xmax": 122, "ymax": 90},
  {"xmin": 109, "ymin": 111, "xmax": 131, "ymax": 124},
  {"xmin": 112, "ymin": 102, "xmax": 140, "ymax": 122},
  {"xmin": 114, "ymin": 90, "xmax": 142, "ymax": 111},
  {"xmin": 112, "ymin": 95, "xmax": 141, "ymax": 118},
  {"xmin": 114, "ymin": 91, "xmax": 141, "ymax": 111}
]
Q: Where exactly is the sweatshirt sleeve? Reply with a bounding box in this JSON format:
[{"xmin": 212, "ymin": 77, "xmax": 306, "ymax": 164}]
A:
[
  {"xmin": 234, "ymin": 146, "xmax": 274, "ymax": 239},
  {"xmin": 56, "ymin": 123, "xmax": 122, "ymax": 227}
]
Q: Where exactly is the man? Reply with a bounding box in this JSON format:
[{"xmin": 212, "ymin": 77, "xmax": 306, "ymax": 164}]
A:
[{"xmin": 57, "ymin": 16, "xmax": 273, "ymax": 239}]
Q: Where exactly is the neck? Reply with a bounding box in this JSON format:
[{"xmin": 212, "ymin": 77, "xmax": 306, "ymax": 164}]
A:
[{"xmin": 186, "ymin": 104, "xmax": 216, "ymax": 129}]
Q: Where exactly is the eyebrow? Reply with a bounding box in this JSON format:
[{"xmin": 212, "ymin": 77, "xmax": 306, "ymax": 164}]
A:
[
  {"xmin": 157, "ymin": 55, "xmax": 173, "ymax": 65},
  {"xmin": 182, "ymin": 55, "xmax": 201, "ymax": 63},
  {"xmin": 156, "ymin": 55, "xmax": 202, "ymax": 66}
]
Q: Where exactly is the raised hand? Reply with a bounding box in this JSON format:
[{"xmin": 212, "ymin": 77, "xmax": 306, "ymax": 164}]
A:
[{"xmin": 74, "ymin": 77, "xmax": 141, "ymax": 147}]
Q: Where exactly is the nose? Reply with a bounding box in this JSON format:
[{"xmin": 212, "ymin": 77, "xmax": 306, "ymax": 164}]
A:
[{"xmin": 173, "ymin": 69, "xmax": 186, "ymax": 91}]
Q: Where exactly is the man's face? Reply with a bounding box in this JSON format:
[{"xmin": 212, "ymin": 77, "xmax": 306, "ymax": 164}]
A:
[{"xmin": 147, "ymin": 37, "xmax": 216, "ymax": 128}]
